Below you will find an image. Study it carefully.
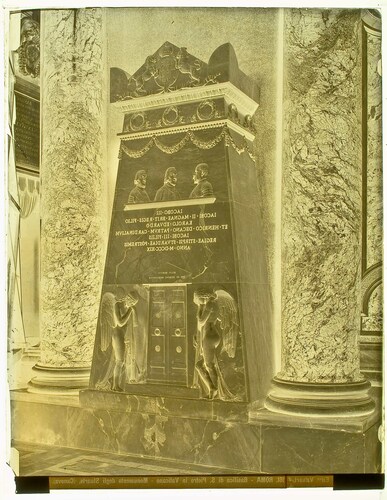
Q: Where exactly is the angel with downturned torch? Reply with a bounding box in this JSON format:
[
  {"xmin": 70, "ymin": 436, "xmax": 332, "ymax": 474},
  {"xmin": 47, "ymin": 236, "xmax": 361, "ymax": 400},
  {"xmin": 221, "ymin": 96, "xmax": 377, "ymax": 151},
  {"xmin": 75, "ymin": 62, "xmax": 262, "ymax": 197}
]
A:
[
  {"xmin": 193, "ymin": 288, "xmax": 240, "ymax": 400},
  {"xmin": 97, "ymin": 289, "xmax": 139, "ymax": 392}
]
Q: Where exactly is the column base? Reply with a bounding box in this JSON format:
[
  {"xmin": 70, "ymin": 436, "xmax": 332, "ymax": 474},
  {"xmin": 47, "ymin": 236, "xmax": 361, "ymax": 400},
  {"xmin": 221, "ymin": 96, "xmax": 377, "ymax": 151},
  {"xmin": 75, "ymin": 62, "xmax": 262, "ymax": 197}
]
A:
[
  {"xmin": 27, "ymin": 364, "xmax": 91, "ymax": 394},
  {"xmin": 265, "ymin": 377, "xmax": 375, "ymax": 417}
]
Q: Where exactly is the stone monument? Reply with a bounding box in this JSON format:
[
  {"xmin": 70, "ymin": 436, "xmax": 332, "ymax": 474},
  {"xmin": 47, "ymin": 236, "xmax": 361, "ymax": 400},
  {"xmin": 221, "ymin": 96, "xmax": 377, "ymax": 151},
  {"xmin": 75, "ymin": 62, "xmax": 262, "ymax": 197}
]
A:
[{"xmin": 80, "ymin": 42, "xmax": 274, "ymax": 469}]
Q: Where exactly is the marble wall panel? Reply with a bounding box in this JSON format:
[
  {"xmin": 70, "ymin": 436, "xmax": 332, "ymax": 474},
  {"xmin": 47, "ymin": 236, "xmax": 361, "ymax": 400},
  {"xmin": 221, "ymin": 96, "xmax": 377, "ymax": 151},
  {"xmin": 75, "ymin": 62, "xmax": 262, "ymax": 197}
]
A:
[
  {"xmin": 237, "ymin": 283, "xmax": 274, "ymax": 403},
  {"xmin": 364, "ymin": 422, "xmax": 382, "ymax": 473},
  {"xmin": 158, "ymin": 416, "xmax": 260, "ymax": 471},
  {"xmin": 261, "ymin": 425, "xmax": 367, "ymax": 474},
  {"xmin": 67, "ymin": 407, "xmax": 122, "ymax": 454},
  {"xmin": 229, "ymin": 163, "xmax": 274, "ymax": 401},
  {"xmin": 67, "ymin": 406, "xmax": 155, "ymax": 457},
  {"xmin": 11, "ymin": 401, "xmax": 68, "ymax": 447},
  {"xmin": 362, "ymin": 284, "xmax": 383, "ymax": 331},
  {"xmin": 67, "ymin": 403, "xmax": 260, "ymax": 471},
  {"xmin": 197, "ymin": 420, "xmax": 260, "ymax": 471}
]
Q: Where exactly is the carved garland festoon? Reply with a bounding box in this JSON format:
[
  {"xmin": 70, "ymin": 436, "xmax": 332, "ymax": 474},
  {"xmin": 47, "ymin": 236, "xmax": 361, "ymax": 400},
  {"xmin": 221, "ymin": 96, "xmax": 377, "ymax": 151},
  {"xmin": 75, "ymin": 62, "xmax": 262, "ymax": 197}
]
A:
[{"xmin": 119, "ymin": 126, "xmax": 256, "ymax": 161}]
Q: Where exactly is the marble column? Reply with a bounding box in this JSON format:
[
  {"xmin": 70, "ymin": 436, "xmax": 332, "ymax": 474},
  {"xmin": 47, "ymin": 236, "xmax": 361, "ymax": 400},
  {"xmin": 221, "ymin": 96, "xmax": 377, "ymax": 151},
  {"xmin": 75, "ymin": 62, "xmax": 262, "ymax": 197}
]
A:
[
  {"xmin": 266, "ymin": 9, "xmax": 374, "ymax": 416},
  {"xmin": 359, "ymin": 10, "xmax": 383, "ymax": 386},
  {"xmin": 28, "ymin": 9, "xmax": 107, "ymax": 393}
]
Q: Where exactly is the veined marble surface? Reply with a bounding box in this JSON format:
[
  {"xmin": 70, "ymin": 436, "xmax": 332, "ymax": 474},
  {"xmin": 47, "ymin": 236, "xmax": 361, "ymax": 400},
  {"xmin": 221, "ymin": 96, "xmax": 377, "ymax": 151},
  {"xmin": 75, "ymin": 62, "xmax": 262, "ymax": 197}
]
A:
[
  {"xmin": 40, "ymin": 10, "xmax": 107, "ymax": 367},
  {"xmin": 280, "ymin": 10, "xmax": 363, "ymax": 383},
  {"xmin": 362, "ymin": 284, "xmax": 383, "ymax": 332},
  {"xmin": 365, "ymin": 30, "xmax": 383, "ymax": 271}
]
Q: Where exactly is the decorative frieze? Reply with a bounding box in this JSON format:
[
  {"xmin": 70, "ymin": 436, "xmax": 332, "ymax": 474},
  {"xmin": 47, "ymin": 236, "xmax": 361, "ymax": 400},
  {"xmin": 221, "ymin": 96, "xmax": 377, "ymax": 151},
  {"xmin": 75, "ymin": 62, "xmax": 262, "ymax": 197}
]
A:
[
  {"xmin": 120, "ymin": 98, "xmax": 256, "ymax": 139},
  {"xmin": 119, "ymin": 126, "xmax": 255, "ymax": 160}
]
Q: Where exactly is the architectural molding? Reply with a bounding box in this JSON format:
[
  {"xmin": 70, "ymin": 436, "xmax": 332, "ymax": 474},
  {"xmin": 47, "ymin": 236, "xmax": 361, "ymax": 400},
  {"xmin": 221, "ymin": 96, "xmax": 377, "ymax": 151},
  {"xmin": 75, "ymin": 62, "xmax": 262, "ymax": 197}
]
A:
[
  {"xmin": 361, "ymin": 263, "xmax": 383, "ymax": 314},
  {"xmin": 118, "ymin": 117, "xmax": 256, "ymax": 142},
  {"xmin": 360, "ymin": 334, "xmax": 383, "ymax": 344},
  {"xmin": 265, "ymin": 377, "xmax": 375, "ymax": 418},
  {"xmin": 113, "ymin": 82, "xmax": 259, "ymax": 119},
  {"xmin": 28, "ymin": 365, "xmax": 91, "ymax": 394},
  {"xmin": 361, "ymin": 9, "xmax": 382, "ymax": 35},
  {"xmin": 124, "ymin": 196, "xmax": 216, "ymax": 212}
]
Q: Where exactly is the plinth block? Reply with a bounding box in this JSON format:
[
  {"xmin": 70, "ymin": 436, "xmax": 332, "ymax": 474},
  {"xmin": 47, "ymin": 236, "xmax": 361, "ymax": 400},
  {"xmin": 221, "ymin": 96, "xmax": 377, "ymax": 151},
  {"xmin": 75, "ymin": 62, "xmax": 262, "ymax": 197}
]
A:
[
  {"xmin": 265, "ymin": 377, "xmax": 375, "ymax": 417},
  {"xmin": 12, "ymin": 389, "xmax": 382, "ymax": 474},
  {"xmin": 80, "ymin": 388, "xmax": 249, "ymax": 423},
  {"xmin": 28, "ymin": 364, "xmax": 91, "ymax": 394}
]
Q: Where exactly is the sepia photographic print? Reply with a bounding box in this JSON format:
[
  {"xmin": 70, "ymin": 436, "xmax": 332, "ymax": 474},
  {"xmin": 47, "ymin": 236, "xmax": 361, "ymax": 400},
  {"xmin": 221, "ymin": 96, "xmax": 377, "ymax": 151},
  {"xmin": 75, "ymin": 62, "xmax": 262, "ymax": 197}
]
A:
[{"xmin": 3, "ymin": 1, "xmax": 384, "ymax": 495}]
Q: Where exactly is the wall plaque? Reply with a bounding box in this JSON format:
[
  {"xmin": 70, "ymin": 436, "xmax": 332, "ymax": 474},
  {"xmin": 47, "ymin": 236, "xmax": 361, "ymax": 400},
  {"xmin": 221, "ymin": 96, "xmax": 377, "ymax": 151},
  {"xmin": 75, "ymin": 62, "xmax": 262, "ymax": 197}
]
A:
[{"xmin": 14, "ymin": 89, "xmax": 40, "ymax": 171}]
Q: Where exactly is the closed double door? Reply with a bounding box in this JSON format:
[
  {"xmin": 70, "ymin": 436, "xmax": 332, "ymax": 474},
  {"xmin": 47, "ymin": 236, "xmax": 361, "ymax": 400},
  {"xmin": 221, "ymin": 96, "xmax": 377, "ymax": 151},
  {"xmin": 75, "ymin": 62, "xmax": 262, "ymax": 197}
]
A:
[{"xmin": 147, "ymin": 286, "xmax": 188, "ymax": 385}]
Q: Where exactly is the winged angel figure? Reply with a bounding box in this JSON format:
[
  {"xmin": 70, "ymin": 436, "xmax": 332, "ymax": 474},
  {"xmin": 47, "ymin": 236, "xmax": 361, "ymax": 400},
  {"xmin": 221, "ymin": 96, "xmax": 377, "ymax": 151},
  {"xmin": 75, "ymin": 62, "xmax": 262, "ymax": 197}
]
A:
[
  {"xmin": 193, "ymin": 288, "xmax": 240, "ymax": 400},
  {"xmin": 96, "ymin": 289, "xmax": 139, "ymax": 392}
]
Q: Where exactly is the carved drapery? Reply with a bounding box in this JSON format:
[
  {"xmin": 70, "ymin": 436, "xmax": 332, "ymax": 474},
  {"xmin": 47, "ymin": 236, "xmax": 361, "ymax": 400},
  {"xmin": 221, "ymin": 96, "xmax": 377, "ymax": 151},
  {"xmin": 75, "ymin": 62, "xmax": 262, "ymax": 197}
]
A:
[{"xmin": 17, "ymin": 174, "xmax": 39, "ymax": 218}]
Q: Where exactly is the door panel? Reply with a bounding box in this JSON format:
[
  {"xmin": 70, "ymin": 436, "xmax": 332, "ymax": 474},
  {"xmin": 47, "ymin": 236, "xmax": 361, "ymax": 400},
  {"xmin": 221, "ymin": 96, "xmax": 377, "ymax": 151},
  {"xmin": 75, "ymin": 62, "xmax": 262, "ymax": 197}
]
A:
[{"xmin": 147, "ymin": 286, "xmax": 188, "ymax": 385}]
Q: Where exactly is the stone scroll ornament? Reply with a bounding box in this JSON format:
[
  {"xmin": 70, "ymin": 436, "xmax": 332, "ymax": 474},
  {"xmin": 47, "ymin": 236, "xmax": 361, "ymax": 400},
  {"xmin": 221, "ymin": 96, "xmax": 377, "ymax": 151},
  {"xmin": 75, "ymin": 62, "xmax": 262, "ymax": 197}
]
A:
[
  {"xmin": 96, "ymin": 289, "xmax": 144, "ymax": 391},
  {"xmin": 193, "ymin": 288, "xmax": 241, "ymax": 401}
]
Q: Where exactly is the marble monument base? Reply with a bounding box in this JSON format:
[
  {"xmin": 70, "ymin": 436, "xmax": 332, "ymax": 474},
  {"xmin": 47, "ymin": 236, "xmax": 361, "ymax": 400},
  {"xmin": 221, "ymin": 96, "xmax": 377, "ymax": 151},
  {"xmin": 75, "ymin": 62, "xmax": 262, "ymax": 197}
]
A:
[
  {"xmin": 79, "ymin": 388, "xmax": 256, "ymax": 472},
  {"xmin": 10, "ymin": 387, "xmax": 382, "ymax": 474}
]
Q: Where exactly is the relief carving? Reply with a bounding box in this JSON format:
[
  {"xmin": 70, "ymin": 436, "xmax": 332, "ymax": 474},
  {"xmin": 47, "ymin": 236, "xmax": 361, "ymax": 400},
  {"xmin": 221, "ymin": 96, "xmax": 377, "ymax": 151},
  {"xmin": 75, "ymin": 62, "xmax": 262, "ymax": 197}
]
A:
[
  {"xmin": 128, "ymin": 170, "xmax": 150, "ymax": 204},
  {"xmin": 154, "ymin": 167, "xmax": 181, "ymax": 202},
  {"xmin": 97, "ymin": 289, "xmax": 140, "ymax": 391},
  {"xmin": 119, "ymin": 42, "xmax": 208, "ymax": 99},
  {"xmin": 193, "ymin": 288, "xmax": 240, "ymax": 400},
  {"xmin": 175, "ymin": 47, "xmax": 202, "ymax": 86},
  {"xmin": 189, "ymin": 163, "xmax": 214, "ymax": 199},
  {"xmin": 17, "ymin": 17, "xmax": 40, "ymax": 78}
]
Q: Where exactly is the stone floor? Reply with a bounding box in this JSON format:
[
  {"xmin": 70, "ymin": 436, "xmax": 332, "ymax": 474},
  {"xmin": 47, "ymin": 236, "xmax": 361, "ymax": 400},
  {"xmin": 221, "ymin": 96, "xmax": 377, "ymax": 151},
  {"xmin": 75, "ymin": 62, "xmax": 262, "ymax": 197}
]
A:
[{"xmin": 13, "ymin": 441, "xmax": 237, "ymax": 476}]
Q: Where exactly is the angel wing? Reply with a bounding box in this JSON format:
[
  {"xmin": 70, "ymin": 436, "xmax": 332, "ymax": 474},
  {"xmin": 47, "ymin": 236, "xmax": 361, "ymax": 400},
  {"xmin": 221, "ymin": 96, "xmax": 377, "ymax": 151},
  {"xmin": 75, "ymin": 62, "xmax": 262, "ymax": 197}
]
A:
[
  {"xmin": 215, "ymin": 289, "xmax": 240, "ymax": 358},
  {"xmin": 100, "ymin": 292, "xmax": 117, "ymax": 352}
]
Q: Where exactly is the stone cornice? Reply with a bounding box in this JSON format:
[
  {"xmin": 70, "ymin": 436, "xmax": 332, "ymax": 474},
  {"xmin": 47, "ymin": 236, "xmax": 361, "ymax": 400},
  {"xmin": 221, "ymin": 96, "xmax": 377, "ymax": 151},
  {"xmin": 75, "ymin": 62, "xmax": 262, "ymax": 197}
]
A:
[
  {"xmin": 113, "ymin": 82, "xmax": 259, "ymax": 119},
  {"xmin": 117, "ymin": 117, "xmax": 256, "ymax": 142}
]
